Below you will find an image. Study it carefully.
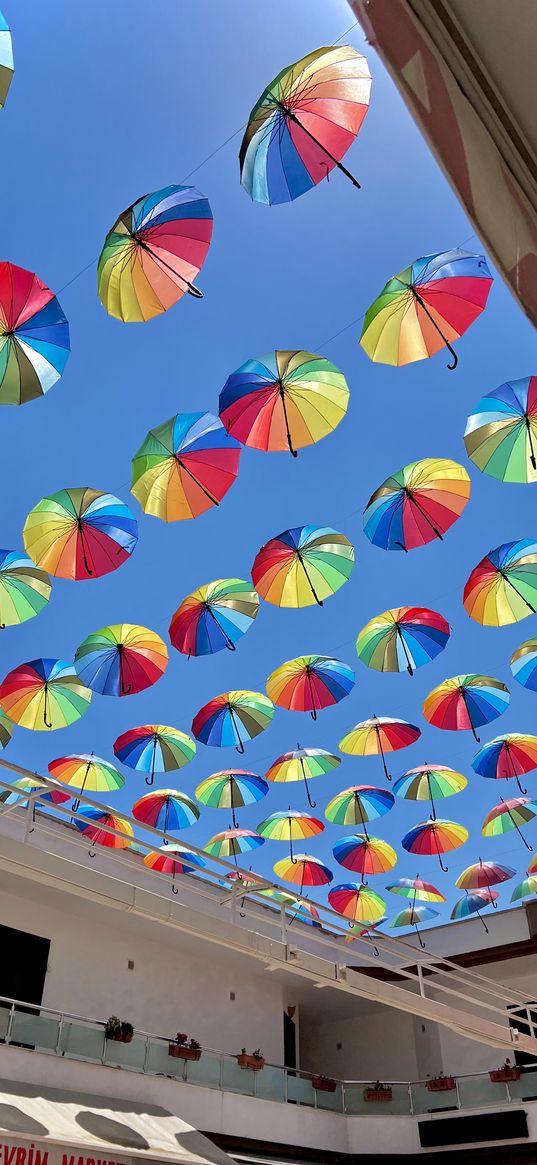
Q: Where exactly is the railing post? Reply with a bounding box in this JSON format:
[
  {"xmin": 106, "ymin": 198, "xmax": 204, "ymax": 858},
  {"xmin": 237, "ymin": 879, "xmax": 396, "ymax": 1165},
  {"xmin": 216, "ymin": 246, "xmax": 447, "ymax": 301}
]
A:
[
  {"xmin": 313, "ymin": 1078, "xmax": 318, "ymax": 1109},
  {"xmin": 284, "ymin": 1067, "xmax": 288, "ymax": 1104},
  {"xmin": 143, "ymin": 1036, "xmax": 151, "ymax": 1073},
  {"xmin": 505, "ymin": 1081, "xmax": 512, "ymax": 1104},
  {"xmin": 219, "ymin": 1054, "xmax": 224, "ymax": 1092},
  {"xmin": 416, "ymin": 963, "xmax": 426, "ymax": 998},
  {"xmin": 5, "ymin": 1004, "xmax": 14, "ymax": 1044},
  {"xmin": 55, "ymin": 1013, "xmax": 64, "ymax": 1055},
  {"xmin": 455, "ymin": 1077, "xmax": 461, "ymax": 1110},
  {"xmin": 342, "ymin": 1081, "xmax": 346, "ymax": 1114},
  {"xmin": 408, "ymin": 1082, "xmax": 414, "ymax": 1115}
]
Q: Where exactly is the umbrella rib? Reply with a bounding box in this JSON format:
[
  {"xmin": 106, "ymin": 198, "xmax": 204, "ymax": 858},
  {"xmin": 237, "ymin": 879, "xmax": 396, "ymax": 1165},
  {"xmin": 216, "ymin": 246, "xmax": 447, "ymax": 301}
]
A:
[
  {"xmin": 406, "ymin": 491, "xmax": 444, "ymax": 542},
  {"xmin": 502, "ymin": 570, "xmax": 537, "ymax": 615},
  {"xmin": 374, "ymin": 722, "xmax": 391, "ymax": 781},
  {"xmin": 133, "ymin": 237, "xmax": 203, "ymax": 299},
  {"xmin": 175, "ymin": 456, "xmax": 220, "ymax": 507},
  {"xmin": 205, "ymin": 602, "xmax": 236, "ymax": 651},
  {"xmin": 408, "ymin": 286, "xmax": 458, "ymax": 370},
  {"xmin": 296, "ymin": 550, "xmax": 323, "ymax": 606},
  {"xmin": 278, "ymin": 103, "xmax": 361, "ymax": 189},
  {"xmin": 278, "ymin": 383, "xmax": 297, "ymax": 457},
  {"xmin": 396, "ymin": 624, "xmax": 414, "ymax": 676},
  {"xmin": 460, "ymin": 685, "xmax": 480, "ymax": 742}
]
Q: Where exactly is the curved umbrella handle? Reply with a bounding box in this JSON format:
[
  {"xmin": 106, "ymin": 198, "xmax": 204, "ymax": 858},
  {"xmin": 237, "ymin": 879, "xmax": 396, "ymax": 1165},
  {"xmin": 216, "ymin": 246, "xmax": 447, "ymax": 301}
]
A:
[{"xmin": 171, "ymin": 884, "xmax": 179, "ymax": 895}]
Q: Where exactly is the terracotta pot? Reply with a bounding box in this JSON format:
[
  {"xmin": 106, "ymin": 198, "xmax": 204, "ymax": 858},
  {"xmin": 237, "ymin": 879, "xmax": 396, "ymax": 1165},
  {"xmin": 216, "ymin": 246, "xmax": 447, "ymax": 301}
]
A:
[
  {"xmin": 426, "ymin": 1077, "xmax": 456, "ymax": 1092},
  {"xmin": 237, "ymin": 1053, "xmax": 265, "ymax": 1071},
  {"xmin": 489, "ymin": 1068, "xmax": 520, "ymax": 1082},
  {"xmin": 363, "ymin": 1088, "xmax": 393, "ymax": 1103},
  {"xmin": 312, "ymin": 1076, "xmax": 337, "ymax": 1092},
  {"xmin": 168, "ymin": 1044, "xmax": 202, "ymax": 1061},
  {"xmin": 106, "ymin": 1030, "xmax": 133, "ymax": 1043}
]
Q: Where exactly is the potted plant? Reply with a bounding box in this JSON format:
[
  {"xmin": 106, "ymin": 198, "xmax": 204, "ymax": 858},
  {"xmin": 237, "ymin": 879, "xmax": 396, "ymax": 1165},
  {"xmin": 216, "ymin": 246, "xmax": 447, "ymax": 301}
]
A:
[
  {"xmin": 363, "ymin": 1080, "xmax": 393, "ymax": 1102},
  {"xmin": 168, "ymin": 1032, "xmax": 202, "ymax": 1061},
  {"xmin": 489, "ymin": 1057, "xmax": 521, "ymax": 1083},
  {"xmin": 312, "ymin": 1074, "xmax": 337, "ymax": 1093},
  {"xmin": 237, "ymin": 1048, "xmax": 265, "ymax": 1071},
  {"xmin": 426, "ymin": 1072, "xmax": 456, "ymax": 1092},
  {"xmin": 105, "ymin": 1016, "xmax": 134, "ymax": 1043}
]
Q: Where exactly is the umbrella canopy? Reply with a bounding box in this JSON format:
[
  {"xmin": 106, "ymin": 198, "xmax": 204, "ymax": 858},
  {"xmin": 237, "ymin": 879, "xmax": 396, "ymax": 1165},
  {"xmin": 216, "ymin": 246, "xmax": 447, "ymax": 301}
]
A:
[
  {"xmin": 451, "ymin": 890, "xmax": 498, "ymax": 927},
  {"xmin": 356, "ymin": 606, "xmax": 450, "ymax": 676},
  {"xmin": 511, "ymin": 876, "xmax": 537, "ymax": 902},
  {"xmin": 0, "ymin": 710, "xmax": 12, "ymax": 749},
  {"xmin": 113, "ymin": 724, "xmax": 196, "ymax": 787},
  {"xmin": 422, "ymin": 674, "xmax": 510, "ymax": 743},
  {"xmin": 390, "ymin": 904, "xmax": 439, "ymax": 946},
  {"xmin": 511, "ymin": 638, "xmax": 537, "ymax": 692},
  {"xmin": 464, "ymin": 377, "xmax": 537, "ymax": 483},
  {"xmin": 219, "ymin": 350, "xmax": 349, "ymax": 457},
  {"xmin": 393, "ymin": 765, "xmax": 467, "ymax": 821},
  {"xmin": 169, "ymin": 578, "xmax": 259, "ymax": 656},
  {"xmin": 257, "ymin": 888, "xmax": 322, "ymax": 927},
  {"xmin": 204, "ymin": 828, "xmax": 265, "ymax": 861},
  {"xmin": 360, "ymin": 250, "xmax": 493, "ymax": 370},
  {"xmin": 528, "ymin": 853, "xmax": 537, "ymax": 875},
  {"xmin": 132, "ymin": 789, "xmax": 199, "ymax": 834},
  {"xmin": 332, "ymin": 834, "xmax": 397, "ymax": 877},
  {"xmin": 48, "ymin": 754, "xmax": 124, "ymax": 802},
  {"xmin": 265, "ymin": 745, "xmax": 340, "ymax": 809},
  {"xmin": 0, "ymin": 263, "xmax": 70, "ymax": 404},
  {"xmin": 98, "ymin": 184, "xmax": 213, "ymax": 321},
  {"xmin": 455, "ymin": 859, "xmax": 515, "ymax": 893},
  {"xmin": 252, "ymin": 525, "xmax": 354, "ymax": 608},
  {"xmin": 472, "ymin": 733, "xmax": 537, "ymax": 795},
  {"xmin": 196, "ymin": 770, "xmax": 268, "ymax": 827},
  {"xmin": 143, "ymin": 843, "xmax": 205, "ymax": 891},
  {"xmin": 0, "ymin": 550, "xmax": 51, "ymax": 627},
  {"xmin": 363, "ymin": 458, "xmax": 470, "ymax": 552},
  {"xmin": 0, "ymin": 11, "xmax": 13, "ymax": 108},
  {"xmin": 192, "ymin": 690, "xmax": 274, "ymax": 754},
  {"xmin": 258, "ymin": 809, "xmax": 323, "ymax": 861},
  {"xmin": 23, "ymin": 488, "xmax": 138, "ymax": 580},
  {"xmin": 239, "ymin": 45, "xmax": 371, "ymax": 204},
  {"xmin": 402, "ymin": 819, "xmax": 468, "ymax": 871},
  {"xmin": 0, "ymin": 658, "xmax": 91, "ymax": 731},
  {"xmin": 482, "ymin": 796, "xmax": 537, "ymax": 851},
  {"xmin": 328, "ymin": 883, "xmax": 386, "ymax": 924},
  {"xmin": 75, "ymin": 807, "xmax": 133, "ymax": 851},
  {"xmin": 266, "ymin": 654, "xmax": 354, "ymax": 720},
  {"xmin": 338, "ymin": 716, "xmax": 420, "ymax": 782},
  {"xmin": 464, "ymin": 540, "xmax": 537, "ymax": 625},
  {"xmin": 0, "ymin": 776, "xmax": 70, "ymax": 808},
  {"xmin": 74, "ymin": 624, "xmax": 168, "ymax": 697},
  {"xmin": 274, "ymin": 853, "xmax": 333, "ymax": 888},
  {"xmin": 325, "ymin": 784, "xmax": 395, "ymax": 835},
  {"xmin": 344, "ymin": 916, "xmax": 387, "ymax": 943},
  {"xmin": 131, "ymin": 411, "xmax": 241, "ymax": 522},
  {"xmin": 386, "ymin": 876, "xmax": 445, "ymax": 903}
]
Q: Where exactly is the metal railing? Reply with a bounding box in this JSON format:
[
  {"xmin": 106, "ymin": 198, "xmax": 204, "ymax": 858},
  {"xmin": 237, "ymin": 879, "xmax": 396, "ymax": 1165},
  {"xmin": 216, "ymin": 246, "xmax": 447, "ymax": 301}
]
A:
[{"xmin": 2, "ymin": 995, "xmax": 537, "ymax": 1117}]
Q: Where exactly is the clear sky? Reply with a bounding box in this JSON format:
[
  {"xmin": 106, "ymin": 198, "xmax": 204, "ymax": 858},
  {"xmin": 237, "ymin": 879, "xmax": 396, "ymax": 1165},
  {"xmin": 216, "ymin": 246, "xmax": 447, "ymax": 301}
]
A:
[{"xmin": 2, "ymin": 0, "xmax": 537, "ymax": 931}]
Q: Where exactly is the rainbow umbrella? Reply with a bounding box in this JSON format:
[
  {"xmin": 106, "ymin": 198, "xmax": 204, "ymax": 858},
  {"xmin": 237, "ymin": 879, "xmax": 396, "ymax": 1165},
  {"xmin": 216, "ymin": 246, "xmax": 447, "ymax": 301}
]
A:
[
  {"xmin": 511, "ymin": 876, "xmax": 537, "ymax": 902},
  {"xmin": 472, "ymin": 733, "xmax": 537, "ymax": 795},
  {"xmin": 464, "ymin": 377, "xmax": 537, "ymax": 483},
  {"xmin": 195, "ymin": 770, "xmax": 268, "ymax": 828},
  {"xmin": 332, "ymin": 834, "xmax": 397, "ymax": 879},
  {"xmin": 328, "ymin": 883, "xmax": 386, "ymax": 926},
  {"xmin": 265, "ymin": 746, "xmax": 340, "ymax": 809},
  {"xmin": 482, "ymin": 796, "xmax": 537, "ymax": 852},
  {"xmin": 113, "ymin": 724, "xmax": 196, "ymax": 787},
  {"xmin": 48, "ymin": 753, "xmax": 124, "ymax": 810},
  {"xmin": 266, "ymin": 655, "xmax": 355, "ymax": 720},
  {"xmin": 386, "ymin": 876, "xmax": 445, "ymax": 904},
  {"xmin": 356, "ymin": 606, "xmax": 450, "ymax": 676},
  {"xmin": 0, "ymin": 710, "xmax": 12, "ymax": 749},
  {"xmin": 257, "ymin": 888, "xmax": 322, "ymax": 928},
  {"xmin": 0, "ymin": 659, "xmax": 91, "ymax": 731},
  {"xmin": 143, "ymin": 843, "xmax": 205, "ymax": 893},
  {"xmin": 451, "ymin": 889, "xmax": 498, "ymax": 931},
  {"xmin": 339, "ymin": 716, "xmax": 421, "ymax": 782},
  {"xmin": 170, "ymin": 578, "xmax": 259, "ymax": 657},
  {"xmin": 0, "ymin": 777, "xmax": 70, "ymax": 808},
  {"xmin": 98, "ymin": 184, "xmax": 213, "ymax": 321},
  {"xmin": 74, "ymin": 624, "xmax": 168, "ymax": 697},
  {"xmin": 240, "ymin": 45, "xmax": 371, "ymax": 204},
  {"xmin": 192, "ymin": 690, "xmax": 274, "ymax": 754},
  {"xmin": 204, "ymin": 828, "xmax": 265, "ymax": 871},
  {"xmin": 344, "ymin": 916, "xmax": 387, "ymax": 946},
  {"xmin": 464, "ymin": 540, "xmax": 537, "ymax": 625},
  {"xmin": 402, "ymin": 819, "xmax": 468, "ymax": 872},
  {"xmin": 455, "ymin": 859, "xmax": 515, "ymax": 902},
  {"xmin": 131, "ymin": 411, "xmax": 241, "ymax": 522},
  {"xmin": 390, "ymin": 904, "xmax": 439, "ymax": 947},
  {"xmin": 528, "ymin": 853, "xmax": 537, "ymax": 875},
  {"xmin": 274, "ymin": 853, "xmax": 332, "ymax": 890},
  {"xmin": 257, "ymin": 809, "xmax": 324, "ymax": 861},
  {"xmin": 133, "ymin": 790, "xmax": 198, "ymax": 846},
  {"xmin": 0, "ymin": 11, "xmax": 13, "ymax": 108},
  {"xmin": 219, "ymin": 351, "xmax": 349, "ymax": 457},
  {"xmin": 511, "ymin": 638, "xmax": 537, "ymax": 692},
  {"xmin": 325, "ymin": 784, "xmax": 394, "ymax": 838},
  {"xmin": 0, "ymin": 262, "xmax": 70, "ymax": 404},
  {"xmin": 252, "ymin": 525, "xmax": 354, "ymax": 608},
  {"xmin": 23, "ymin": 488, "xmax": 138, "ymax": 580},
  {"xmin": 422, "ymin": 674, "xmax": 510, "ymax": 743},
  {"xmin": 74, "ymin": 807, "xmax": 133, "ymax": 855},
  {"xmin": 363, "ymin": 458, "xmax": 470, "ymax": 552},
  {"xmin": 0, "ymin": 550, "xmax": 51, "ymax": 627},
  {"xmin": 393, "ymin": 765, "xmax": 467, "ymax": 821},
  {"xmin": 360, "ymin": 250, "xmax": 493, "ymax": 371}
]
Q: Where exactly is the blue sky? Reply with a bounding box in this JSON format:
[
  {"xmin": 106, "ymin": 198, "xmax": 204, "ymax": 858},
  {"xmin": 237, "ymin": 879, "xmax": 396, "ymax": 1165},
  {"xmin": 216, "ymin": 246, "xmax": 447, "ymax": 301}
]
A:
[{"xmin": 2, "ymin": 0, "xmax": 537, "ymax": 930}]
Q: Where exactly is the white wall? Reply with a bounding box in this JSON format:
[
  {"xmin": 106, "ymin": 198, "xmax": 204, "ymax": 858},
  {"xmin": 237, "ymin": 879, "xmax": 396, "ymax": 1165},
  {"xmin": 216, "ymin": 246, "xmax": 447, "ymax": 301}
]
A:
[{"xmin": 299, "ymin": 1007, "xmax": 420, "ymax": 1081}]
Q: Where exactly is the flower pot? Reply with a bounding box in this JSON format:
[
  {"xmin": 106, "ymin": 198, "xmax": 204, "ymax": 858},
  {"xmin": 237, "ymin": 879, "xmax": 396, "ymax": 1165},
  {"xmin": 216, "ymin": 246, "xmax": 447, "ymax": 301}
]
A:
[
  {"xmin": 426, "ymin": 1077, "xmax": 456, "ymax": 1092},
  {"xmin": 106, "ymin": 1030, "xmax": 133, "ymax": 1043},
  {"xmin": 237, "ymin": 1054, "xmax": 265, "ymax": 1071},
  {"xmin": 363, "ymin": 1088, "xmax": 392, "ymax": 1103},
  {"xmin": 312, "ymin": 1076, "xmax": 337, "ymax": 1093},
  {"xmin": 489, "ymin": 1068, "xmax": 520, "ymax": 1083},
  {"xmin": 168, "ymin": 1044, "xmax": 202, "ymax": 1061}
]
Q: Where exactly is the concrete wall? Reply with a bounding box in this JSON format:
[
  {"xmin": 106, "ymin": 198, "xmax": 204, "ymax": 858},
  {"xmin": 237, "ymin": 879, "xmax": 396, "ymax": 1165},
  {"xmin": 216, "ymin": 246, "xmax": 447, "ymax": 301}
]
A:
[{"xmin": 299, "ymin": 1007, "xmax": 420, "ymax": 1081}]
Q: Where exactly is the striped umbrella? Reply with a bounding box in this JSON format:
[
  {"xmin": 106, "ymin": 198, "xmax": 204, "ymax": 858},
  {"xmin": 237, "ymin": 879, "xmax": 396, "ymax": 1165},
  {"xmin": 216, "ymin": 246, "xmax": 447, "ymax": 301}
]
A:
[
  {"xmin": 328, "ymin": 883, "xmax": 386, "ymax": 926},
  {"xmin": 0, "ymin": 11, "xmax": 13, "ymax": 108},
  {"xmin": 338, "ymin": 716, "xmax": 420, "ymax": 782},
  {"xmin": 266, "ymin": 655, "xmax": 354, "ymax": 720},
  {"xmin": 356, "ymin": 607, "xmax": 450, "ymax": 676},
  {"xmin": 344, "ymin": 916, "xmax": 387, "ymax": 946},
  {"xmin": 528, "ymin": 853, "xmax": 537, "ymax": 875},
  {"xmin": 455, "ymin": 859, "xmax": 515, "ymax": 904},
  {"xmin": 219, "ymin": 350, "xmax": 349, "ymax": 457},
  {"xmin": 464, "ymin": 377, "xmax": 537, "ymax": 483},
  {"xmin": 0, "ymin": 550, "xmax": 51, "ymax": 627},
  {"xmin": 265, "ymin": 746, "xmax": 340, "ymax": 809},
  {"xmin": 257, "ymin": 888, "xmax": 321, "ymax": 928},
  {"xmin": 252, "ymin": 525, "xmax": 354, "ymax": 608},
  {"xmin": 386, "ymin": 876, "xmax": 445, "ymax": 904},
  {"xmin": 422, "ymin": 674, "xmax": 510, "ymax": 743},
  {"xmin": 195, "ymin": 770, "xmax": 268, "ymax": 827},
  {"xmin": 0, "ymin": 263, "xmax": 70, "ymax": 404},
  {"xmin": 393, "ymin": 764, "xmax": 467, "ymax": 821},
  {"xmin": 257, "ymin": 809, "xmax": 323, "ymax": 861},
  {"xmin": 48, "ymin": 753, "xmax": 124, "ymax": 810},
  {"xmin": 132, "ymin": 789, "xmax": 199, "ymax": 839},
  {"xmin": 390, "ymin": 904, "xmax": 439, "ymax": 947},
  {"xmin": 464, "ymin": 540, "xmax": 537, "ymax": 625},
  {"xmin": 511, "ymin": 876, "xmax": 537, "ymax": 902},
  {"xmin": 192, "ymin": 690, "xmax": 274, "ymax": 754},
  {"xmin": 363, "ymin": 458, "xmax": 470, "ymax": 552},
  {"xmin": 74, "ymin": 807, "xmax": 133, "ymax": 856},
  {"xmin": 325, "ymin": 785, "xmax": 395, "ymax": 838},
  {"xmin": 0, "ymin": 777, "xmax": 70, "ymax": 809},
  {"xmin": 451, "ymin": 889, "xmax": 498, "ymax": 931},
  {"xmin": 131, "ymin": 412, "xmax": 241, "ymax": 523},
  {"xmin": 511, "ymin": 638, "xmax": 537, "ymax": 692},
  {"xmin": 204, "ymin": 828, "xmax": 265, "ymax": 871},
  {"xmin": 169, "ymin": 578, "xmax": 259, "ymax": 657},
  {"xmin": 113, "ymin": 725, "xmax": 196, "ymax": 787},
  {"xmin": 74, "ymin": 624, "xmax": 168, "ymax": 697},
  {"xmin": 332, "ymin": 834, "xmax": 397, "ymax": 879},
  {"xmin": 274, "ymin": 853, "xmax": 332, "ymax": 891},
  {"xmin": 23, "ymin": 488, "xmax": 137, "ymax": 581},
  {"xmin": 143, "ymin": 843, "xmax": 205, "ymax": 893},
  {"xmin": 472, "ymin": 734, "xmax": 537, "ymax": 795},
  {"xmin": 482, "ymin": 797, "xmax": 537, "ymax": 852},
  {"xmin": 0, "ymin": 659, "xmax": 91, "ymax": 731},
  {"xmin": 402, "ymin": 819, "xmax": 468, "ymax": 872}
]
